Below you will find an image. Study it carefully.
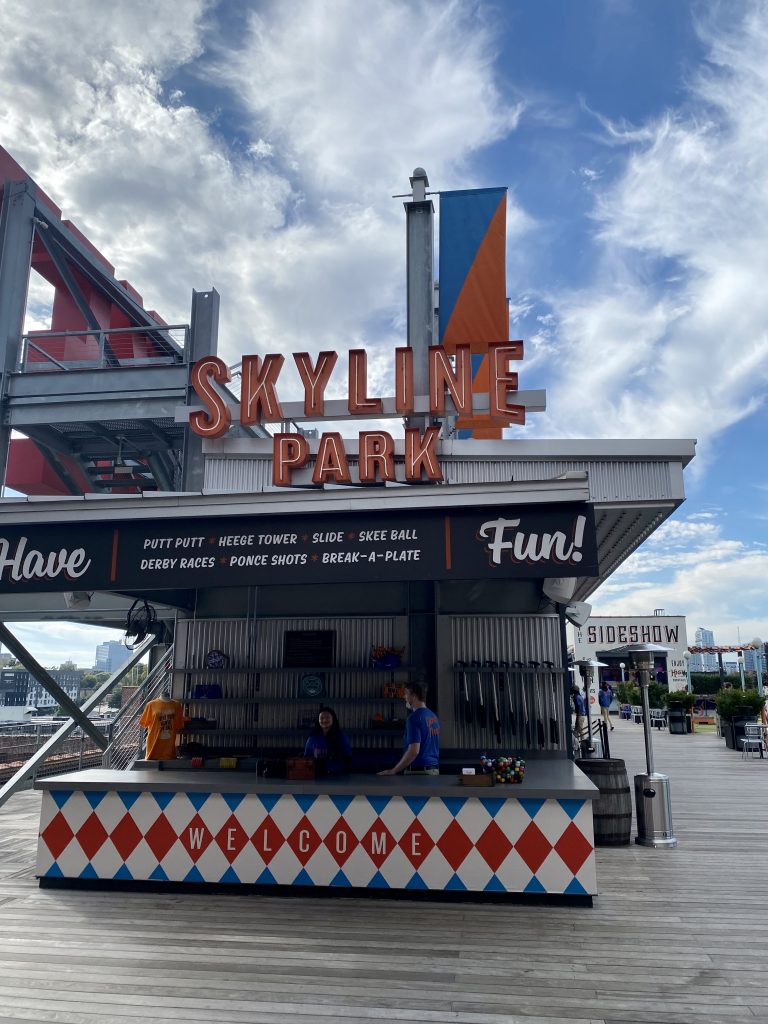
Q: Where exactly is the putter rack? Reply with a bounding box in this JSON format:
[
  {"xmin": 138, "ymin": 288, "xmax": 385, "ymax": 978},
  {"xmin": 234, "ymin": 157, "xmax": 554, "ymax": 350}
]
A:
[{"xmin": 452, "ymin": 660, "xmax": 569, "ymax": 753}]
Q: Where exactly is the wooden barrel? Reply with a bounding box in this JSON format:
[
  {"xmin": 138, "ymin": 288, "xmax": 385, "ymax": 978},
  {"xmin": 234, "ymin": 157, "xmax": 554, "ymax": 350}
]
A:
[{"xmin": 575, "ymin": 757, "xmax": 632, "ymax": 846}]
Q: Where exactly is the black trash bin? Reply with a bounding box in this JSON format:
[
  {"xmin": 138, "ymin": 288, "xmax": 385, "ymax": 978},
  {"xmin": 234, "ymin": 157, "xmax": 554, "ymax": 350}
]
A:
[
  {"xmin": 724, "ymin": 713, "xmax": 754, "ymax": 750},
  {"xmin": 667, "ymin": 703, "xmax": 690, "ymax": 735}
]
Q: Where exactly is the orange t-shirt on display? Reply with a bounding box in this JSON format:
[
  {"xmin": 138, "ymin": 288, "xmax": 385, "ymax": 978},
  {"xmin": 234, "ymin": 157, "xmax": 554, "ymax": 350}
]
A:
[{"xmin": 139, "ymin": 698, "xmax": 185, "ymax": 760}]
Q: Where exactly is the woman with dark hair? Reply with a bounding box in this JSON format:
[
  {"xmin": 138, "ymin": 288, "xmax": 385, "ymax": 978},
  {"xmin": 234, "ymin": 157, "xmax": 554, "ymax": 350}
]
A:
[{"xmin": 304, "ymin": 707, "xmax": 352, "ymax": 775}]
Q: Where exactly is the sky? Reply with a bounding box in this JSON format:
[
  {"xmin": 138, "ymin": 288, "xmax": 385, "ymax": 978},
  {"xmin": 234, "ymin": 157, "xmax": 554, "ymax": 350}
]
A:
[{"xmin": 0, "ymin": 0, "xmax": 767, "ymax": 665}]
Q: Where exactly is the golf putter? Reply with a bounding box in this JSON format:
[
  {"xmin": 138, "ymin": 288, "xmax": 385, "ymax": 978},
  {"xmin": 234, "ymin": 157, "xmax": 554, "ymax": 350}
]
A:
[
  {"xmin": 514, "ymin": 660, "xmax": 531, "ymax": 747},
  {"xmin": 471, "ymin": 659, "xmax": 487, "ymax": 729},
  {"xmin": 544, "ymin": 660, "xmax": 560, "ymax": 745},
  {"xmin": 529, "ymin": 660, "xmax": 546, "ymax": 748},
  {"xmin": 455, "ymin": 659, "xmax": 472, "ymax": 725},
  {"xmin": 485, "ymin": 659, "xmax": 502, "ymax": 744},
  {"xmin": 499, "ymin": 659, "xmax": 515, "ymax": 737}
]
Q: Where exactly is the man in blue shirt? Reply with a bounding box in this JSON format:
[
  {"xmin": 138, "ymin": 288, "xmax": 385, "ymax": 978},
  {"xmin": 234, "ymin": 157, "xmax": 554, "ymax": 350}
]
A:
[
  {"xmin": 598, "ymin": 681, "xmax": 615, "ymax": 731},
  {"xmin": 378, "ymin": 682, "xmax": 440, "ymax": 776}
]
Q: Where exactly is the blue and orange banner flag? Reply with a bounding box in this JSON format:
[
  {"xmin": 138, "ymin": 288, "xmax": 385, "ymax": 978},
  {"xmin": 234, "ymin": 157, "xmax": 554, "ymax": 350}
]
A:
[{"xmin": 438, "ymin": 187, "xmax": 521, "ymax": 437}]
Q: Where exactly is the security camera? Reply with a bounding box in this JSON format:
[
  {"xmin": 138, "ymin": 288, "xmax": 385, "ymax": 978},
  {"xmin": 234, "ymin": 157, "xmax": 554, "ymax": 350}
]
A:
[
  {"xmin": 542, "ymin": 577, "xmax": 578, "ymax": 603},
  {"xmin": 564, "ymin": 601, "xmax": 592, "ymax": 628}
]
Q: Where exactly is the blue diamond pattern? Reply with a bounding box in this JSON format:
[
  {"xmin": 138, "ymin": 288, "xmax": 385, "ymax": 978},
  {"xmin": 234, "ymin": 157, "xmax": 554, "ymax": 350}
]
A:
[
  {"xmin": 293, "ymin": 868, "xmax": 314, "ymax": 886},
  {"xmin": 258, "ymin": 794, "xmax": 281, "ymax": 814},
  {"xmin": 445, "ymin": 873, "xmax": 467, "ymax": 891},
  {"xmin": 184, "ymin": 865, "xmax": 205, "ymax": 883},
  {"xmin": 519, "ymin": 799, "xmax": 545, "ymax": 819},
  {"xmin": 483, "ymin": 874, "xmax": 507, "ymax": 892},
  {"xmin": 366, "ymin": 795, "xmax": 391, "ymax": 816},
  {"xmin": 330, "ymin": 869, "xmax": 352, "ymax": 887},
  {"xmin": 479, "ymin": 798, "xmax": 507, "ymax": 818},
  {"xmin": 117, "ymin": 791, "xmax": 140, "ymax": 811},
  {"xmin": 149, "ymin": 864, "xmax": 169, "ymax": 881},
  {"xmin": 524, "ymin": 875, "xmax": 546, "ymax": 894},
  {"xmin": 222, "ymin": 793, "xmax": 245, "ymax": 813},
  {"xmin": 329, "ymin": 795, "xmax": 355, "ymax": 815},
  {"xmin": 442, "ymin": 798, "xmax": 466, "ymax": 818},
  {"xmin": 564, "ymin": 877, "xmax": 589, "ymax": 896},
  {"xmin": 406, "ymin": 872, "xmax": 428, "ymax": 890},
  {"xmin": 403, "ymin": 796, "xmax": 429, "ymax": 816},
  {"xmin": 151, "ymin": 791, "xmax": 174, "ymax": 811},
  {"xmin": 219, "ymin": 866, "xmax": 241, "ymax": 884},
  {"xmin": 558, "ymin": 799, "xmax": 584, "ymax": 820},
  {"xmin": 45, "ymin": 863, "xmax": 64, "ymax": 877},
  {"xmin": 256, "ymin": 867, "xmax": 277, "ymax": 885},
  {"xmin": 294, "ymin": 795, "xmax": 316, "ymax": 814},
  {"xmin": 79, "ymin": 863, "xmax": 99, "ymax": 879},
  {"xmin": 83, "ymin": 791, "xmax": 106, "ymax": 810},
  {"xmin": 367, "ymin": 870, "xmax": 389, "ymax": 888},
  {"xmin": 50, "ymin": 790, "xmax": 73, "ymax": 809},
  {"xmin": 113, "ymin": 864, "xmax": 134, "ymax": 881},
  {"xmin": 187, "ymin": 792, "xmax": 209, "ymax": 812}
]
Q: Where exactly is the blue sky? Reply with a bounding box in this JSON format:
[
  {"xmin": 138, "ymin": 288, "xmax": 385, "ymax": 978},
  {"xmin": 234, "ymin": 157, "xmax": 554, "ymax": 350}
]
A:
[{"xmin": 1, "ymin": 0, "xmax": 766, "ymax": 663}]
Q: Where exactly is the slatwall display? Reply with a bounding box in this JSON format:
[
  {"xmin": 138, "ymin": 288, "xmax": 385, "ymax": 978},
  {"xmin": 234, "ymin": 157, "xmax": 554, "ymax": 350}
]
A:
[
  {"xmin": 173, "ymin": 616, "xmax": 410, "ymax": 753},
  {"xmin": 447, "ymin": 615, "xmax": 567, "ymax": 753}
]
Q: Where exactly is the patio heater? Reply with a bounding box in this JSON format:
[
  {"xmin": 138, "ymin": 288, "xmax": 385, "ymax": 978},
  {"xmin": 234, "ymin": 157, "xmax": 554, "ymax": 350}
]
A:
[
  {"xmin": 625, "ymin": 643, "xmax": 678, "ymax": 849},
  {"xmin": 574, "ymin": 659, "xmax": 607, "ymax": 758}
]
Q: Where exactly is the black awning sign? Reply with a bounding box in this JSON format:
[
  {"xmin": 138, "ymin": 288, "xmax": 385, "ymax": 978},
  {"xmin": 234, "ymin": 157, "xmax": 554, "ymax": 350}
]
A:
[{"xmin": 0, "ymin": 502, "xmax": 597, "ymax": 593}]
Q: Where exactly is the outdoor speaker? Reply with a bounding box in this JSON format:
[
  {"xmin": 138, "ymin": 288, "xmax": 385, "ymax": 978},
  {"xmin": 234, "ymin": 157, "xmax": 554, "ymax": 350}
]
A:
[
  {"xmin": 564, "ymin": 601, "xmax": 592, "ymax": 628},
  {"xmin": 542, "ymin": 577, "xmax": 578, "ymax": 603}
]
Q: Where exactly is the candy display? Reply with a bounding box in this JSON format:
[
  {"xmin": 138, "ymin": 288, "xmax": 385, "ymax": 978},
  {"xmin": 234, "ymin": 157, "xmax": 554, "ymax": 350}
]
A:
[{"xmin": 480, "ymin": 754, "xmax": 526, "ymax": 784}]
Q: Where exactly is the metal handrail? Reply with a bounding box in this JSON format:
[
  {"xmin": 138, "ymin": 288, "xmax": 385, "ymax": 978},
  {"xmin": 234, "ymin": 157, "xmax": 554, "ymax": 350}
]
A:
[
  {"xmin": 18, "ymin": 324, "xmax": 189, "ymax": 372},
  {"xmin": 102, "ymin": 646, "xmax": 175, "ymax": 770},
  {"xmin": 0, "ymin": 635, "xmax": 156, "ymax": 809}
]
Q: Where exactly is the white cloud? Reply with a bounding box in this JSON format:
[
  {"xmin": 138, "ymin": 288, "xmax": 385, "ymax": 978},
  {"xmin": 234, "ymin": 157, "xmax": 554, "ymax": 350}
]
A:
[
  {"xmin": 536, "ymin": 3, "xmax": 768, "ymax": 465},
  {"xmin": 0, "ymin": 0, "xmax": 526, "ymax": 398},
  {"xmin": 592, "ymin": 513, "xmax": 768, "ymax": 644}
]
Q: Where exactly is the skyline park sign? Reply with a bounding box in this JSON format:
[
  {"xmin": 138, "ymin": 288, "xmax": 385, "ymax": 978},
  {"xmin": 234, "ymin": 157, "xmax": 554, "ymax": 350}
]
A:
[{"xmin": 188, "ymin": 341, "xmax": 530, "ymax": 487}]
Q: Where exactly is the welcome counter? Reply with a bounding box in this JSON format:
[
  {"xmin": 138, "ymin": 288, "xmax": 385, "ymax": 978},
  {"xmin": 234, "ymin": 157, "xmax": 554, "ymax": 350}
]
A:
[{"xmin": 35, "ymin": 764, "xmax": 598, "ymax": 899}]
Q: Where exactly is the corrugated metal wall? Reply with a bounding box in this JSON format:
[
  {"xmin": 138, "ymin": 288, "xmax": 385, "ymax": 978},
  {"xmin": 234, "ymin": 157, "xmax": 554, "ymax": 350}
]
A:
[
  {"xmin": 445, "ymin": 615, "xmax": 567, "ymax": 753},
  {"xmin": 174, "ymin": 616, "xmax": 408, "ymax": 752},
  {"xmin": 204, "ymin": 455, "xmax": 673, "ymax": 501}
]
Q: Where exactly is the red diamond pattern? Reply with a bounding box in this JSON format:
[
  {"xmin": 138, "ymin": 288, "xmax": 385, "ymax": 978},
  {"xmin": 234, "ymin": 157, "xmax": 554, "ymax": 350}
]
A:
[
  {"xmin": 41, "ymin": 812, "xmax": 75, "ymax": 859},
  {"xmin": 76, "ymin": 812, "xmax": 109, "ymax": 859},
  {"xmin": 215, "ymin": 815, "xmax": 249, "ymax": 862},
  {"xmin": 360, "ymin": 820, "xmax": 395, "ymax": 868},
  {"xmin": 474, "ymin": 820, "xmax": 513, "ymax": 872},
  {"xmin": 554, "ymin": 822, "xmax": 592, "ymax": 874},
  {"xmin": 324, "ymin": 817, "xmax": 359, "ymax": 867},
  {"xmin": 251, "ymin": 816, "xmax": 284, "ymax": 864},
  {"xmin": 179, "ymin": 813, "xmax": 213, "ymax": 862},
  {"xmin": 109, "ymin": 813, "xmax": 143, "ymax": 861},
  {"xmin": 398, "ymin": 820, "xmax": 435, "ymax": 866},
  {"xmin": 144, "ymin": 814, "xmax": 178, "ymax": 862},
  {"xmin": 436, "ymin": 819, "xmax": 473, "ymax": 871},
  {"xmin": 286, "ymin": 816, "xmax": 322, "ymax": 866},
  {"xmin": 515, "ymin": 822, "xmax": 552, "ymax": 873}
]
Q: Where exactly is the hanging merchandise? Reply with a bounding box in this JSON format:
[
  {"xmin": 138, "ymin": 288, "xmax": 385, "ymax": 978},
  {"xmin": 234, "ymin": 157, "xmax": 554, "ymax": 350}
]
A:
[{"xmin": 139, "ymin": 695, "xmax": 185, "ymax": 760}]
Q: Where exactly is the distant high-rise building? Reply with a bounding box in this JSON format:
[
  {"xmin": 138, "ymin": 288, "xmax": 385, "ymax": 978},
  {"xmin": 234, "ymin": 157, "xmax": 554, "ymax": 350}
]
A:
[
  {"xmin": 690, "ymin": 627, "xmax": 718, "ymax": 672},
  {"xmin": 95, "ymin": 640, "xmax": 131, "ymax": 673}
]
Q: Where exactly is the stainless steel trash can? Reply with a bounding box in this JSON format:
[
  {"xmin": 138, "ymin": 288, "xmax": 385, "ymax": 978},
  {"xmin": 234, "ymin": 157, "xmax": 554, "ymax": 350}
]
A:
[{"xmin": 634, "ymin": 772, "xmax": 677, "ymax": 848}]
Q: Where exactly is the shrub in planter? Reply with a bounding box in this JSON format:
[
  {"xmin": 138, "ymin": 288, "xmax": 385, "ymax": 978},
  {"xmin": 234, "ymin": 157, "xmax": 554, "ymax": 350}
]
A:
[
  {"xmin": 715, "ymin": 688, "xmax": 765, "ymax": 721},
  {"xmin": 662, "ymin": 690, "xmax": 696, "ymax": 711},
  {"xmin": 716, "ymin": 689, "xmax": 766, "ymax": 749}
]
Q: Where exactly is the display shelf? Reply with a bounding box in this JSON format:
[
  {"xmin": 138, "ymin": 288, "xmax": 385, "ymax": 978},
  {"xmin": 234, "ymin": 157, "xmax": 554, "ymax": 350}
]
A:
[
  {"xmin": 179, "ymin": 665, "xmax": 419, "ymax": 674},
  {"xmin": 183, "ymin": 696, "xmax": 406, "ymax": 705},
  {"xmin": 181, "ymin": 726, "xmax": 404, "ymax": 737}
]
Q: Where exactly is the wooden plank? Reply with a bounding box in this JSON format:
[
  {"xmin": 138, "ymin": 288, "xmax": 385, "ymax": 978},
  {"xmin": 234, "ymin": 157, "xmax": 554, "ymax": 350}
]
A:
[{"xmin": 1, "ymin": 724, "xmax": 768, "ymax": 1021}]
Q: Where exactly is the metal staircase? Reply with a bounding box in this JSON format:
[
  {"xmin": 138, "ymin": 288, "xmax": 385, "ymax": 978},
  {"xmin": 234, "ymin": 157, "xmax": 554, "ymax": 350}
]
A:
[{"xmin": 102, "ymin": 646, "xmax": 175, "ymax": 769}]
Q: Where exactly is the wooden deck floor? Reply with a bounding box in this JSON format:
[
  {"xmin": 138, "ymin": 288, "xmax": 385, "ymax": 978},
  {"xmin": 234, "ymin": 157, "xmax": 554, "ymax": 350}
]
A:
[{"xmin": 1, "ymin": 721, "xmax": 767, "ymax": 1024}]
